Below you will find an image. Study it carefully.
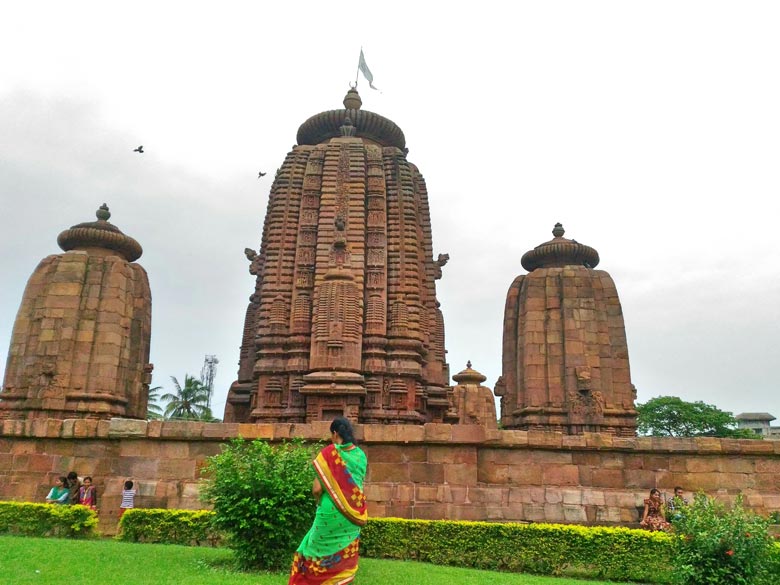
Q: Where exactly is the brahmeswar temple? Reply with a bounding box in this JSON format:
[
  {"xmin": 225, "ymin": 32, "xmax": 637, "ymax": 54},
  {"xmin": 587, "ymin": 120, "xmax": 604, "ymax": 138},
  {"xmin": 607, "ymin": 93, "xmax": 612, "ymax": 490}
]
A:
[
  {"xmin": 3, "ymin": 87, "xmax": 780, "ymax": 528},
  {"xmin": 1, "ymin": 88, "xmax": 637, "ymax": 435}
]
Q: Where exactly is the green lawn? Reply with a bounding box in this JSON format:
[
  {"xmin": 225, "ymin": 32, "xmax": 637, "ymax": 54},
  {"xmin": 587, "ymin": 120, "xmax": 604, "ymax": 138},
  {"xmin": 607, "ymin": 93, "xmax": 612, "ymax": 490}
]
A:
[{"xmin": 0, "ymin": 535, "xmax": 636, "ymax": 585}]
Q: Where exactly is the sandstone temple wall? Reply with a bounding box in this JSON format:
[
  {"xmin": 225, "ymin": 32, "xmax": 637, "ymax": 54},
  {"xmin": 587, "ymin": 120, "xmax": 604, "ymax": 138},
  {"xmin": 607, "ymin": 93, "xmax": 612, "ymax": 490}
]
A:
[{"xmin": 1, "ymin": 419, "xmax": 778, "ymax": 529}]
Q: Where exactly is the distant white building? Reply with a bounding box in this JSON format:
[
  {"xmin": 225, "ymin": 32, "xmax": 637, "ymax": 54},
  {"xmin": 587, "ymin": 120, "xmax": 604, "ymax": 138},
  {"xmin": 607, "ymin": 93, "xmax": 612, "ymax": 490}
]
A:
[{"xmin": 736, "ymin": 413, "xmax": 780, "ymax": 439}]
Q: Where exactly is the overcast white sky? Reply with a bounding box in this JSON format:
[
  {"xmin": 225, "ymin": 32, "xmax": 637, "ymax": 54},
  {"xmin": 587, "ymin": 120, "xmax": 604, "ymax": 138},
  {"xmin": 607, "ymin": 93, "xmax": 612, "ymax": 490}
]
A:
[{"xmin": 1, "ymin": 2, "xmax": 778, "ymax": 422}]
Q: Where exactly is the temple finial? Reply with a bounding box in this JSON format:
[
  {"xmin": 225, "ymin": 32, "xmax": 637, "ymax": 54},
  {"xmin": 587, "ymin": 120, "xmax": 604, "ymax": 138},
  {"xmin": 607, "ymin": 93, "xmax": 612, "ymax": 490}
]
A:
[
  {"xmin": 96, "ymin": 203, "xmax": 111, "ymax": 221},
  {"xmin": 343, "ymin": 87, "xmax": 362, "ymax": 110},
  {"xmin": 552, "ymin": 223, "xmax": 565, "ymax": 238}
]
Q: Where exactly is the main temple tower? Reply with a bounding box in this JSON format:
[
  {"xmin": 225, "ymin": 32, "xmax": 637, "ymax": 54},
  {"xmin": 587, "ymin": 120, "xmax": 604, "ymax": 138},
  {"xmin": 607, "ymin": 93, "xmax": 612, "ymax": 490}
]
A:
[{"xmin": 225, "ymin": 89, "xmax": 452, "ymax": 424}]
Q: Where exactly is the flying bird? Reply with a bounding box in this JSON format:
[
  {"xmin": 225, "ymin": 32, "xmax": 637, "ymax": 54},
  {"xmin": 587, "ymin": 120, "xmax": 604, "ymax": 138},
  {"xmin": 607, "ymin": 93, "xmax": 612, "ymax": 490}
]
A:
[
  {"xmin": 133, "ymin": 146, "xmax": 144, "ymax": 153},
  {"xmin": 257, "ymin": 171, "xmax": 267, "ymax": 178}
]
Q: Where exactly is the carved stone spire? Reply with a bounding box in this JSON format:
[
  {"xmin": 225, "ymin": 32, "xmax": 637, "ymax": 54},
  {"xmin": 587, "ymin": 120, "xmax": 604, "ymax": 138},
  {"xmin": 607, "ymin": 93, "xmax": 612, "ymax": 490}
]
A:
[
  {"xmin": 498, "ymin": 224, "xmax": 637, "ymax": 436},
  {"xmin": 225, "ymin": 91, "xmax": 451, "ymax": 425},
  {"xmin": 1, "ymin": 204, "xmax": 152, "ymax": 420}
]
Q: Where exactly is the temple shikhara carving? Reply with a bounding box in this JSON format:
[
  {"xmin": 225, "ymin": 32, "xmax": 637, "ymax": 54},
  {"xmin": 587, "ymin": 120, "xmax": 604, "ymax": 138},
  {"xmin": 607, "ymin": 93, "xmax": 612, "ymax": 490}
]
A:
[
  {"xmin": 495, "ymin": 224, "xmax": 637, "ymax": 435},
  {"xmin": 0, "ymin": 205, "xmax": 153, "ymax": 420},
  {"xmin": 224, "ymin": 88, "xmax": 453, "ymax": 424}
]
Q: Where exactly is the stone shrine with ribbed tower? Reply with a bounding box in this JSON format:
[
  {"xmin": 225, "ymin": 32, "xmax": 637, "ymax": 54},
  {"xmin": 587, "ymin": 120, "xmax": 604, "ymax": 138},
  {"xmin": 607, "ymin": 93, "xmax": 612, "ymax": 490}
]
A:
[
  {"xmin": 495, "ymin": 224, "xmax": 638, "ymax": 436},
  {"xmin": 224, "ymin": 88, "xmax": 453, "ymax": 425},
  {"xmin": 0, "ymin": 205, "xmax": 153, "ymax": 420}
]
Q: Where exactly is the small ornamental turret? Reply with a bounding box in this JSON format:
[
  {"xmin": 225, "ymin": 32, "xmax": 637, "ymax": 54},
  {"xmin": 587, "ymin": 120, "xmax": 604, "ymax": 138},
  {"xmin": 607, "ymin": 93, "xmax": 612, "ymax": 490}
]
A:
[
  {"xmin": 450, "ymin": 362, "xmax": 498, "ymax": 428},
  {"xmin": 0, "ymin": 205, "xmax": 153, "ymax": 420},
  {"xmin": 495, "ymin": 224, "xmax": 637, "ymax": 435}
]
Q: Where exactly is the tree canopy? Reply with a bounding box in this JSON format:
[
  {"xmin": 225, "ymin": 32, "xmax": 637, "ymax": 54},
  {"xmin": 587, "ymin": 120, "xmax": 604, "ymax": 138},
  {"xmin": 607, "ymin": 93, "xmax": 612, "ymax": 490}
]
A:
[
  {"xmin": 146, "ymin": 385, "xmax": 164, "ymax": 420},
  {"xmin": 160, "ymin": 374, "xmax": 219, "ymax": 421},
  {"xmin": 636, "ymin": 396, "xmax": 759, "ymax": 438}
]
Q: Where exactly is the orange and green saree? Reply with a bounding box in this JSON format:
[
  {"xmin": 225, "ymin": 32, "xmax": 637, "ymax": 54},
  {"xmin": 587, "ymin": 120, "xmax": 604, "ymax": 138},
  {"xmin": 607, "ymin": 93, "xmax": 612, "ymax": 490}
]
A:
[{"xmin": 289, "ymin": 442, "xmax": 368, "ymax": 585}]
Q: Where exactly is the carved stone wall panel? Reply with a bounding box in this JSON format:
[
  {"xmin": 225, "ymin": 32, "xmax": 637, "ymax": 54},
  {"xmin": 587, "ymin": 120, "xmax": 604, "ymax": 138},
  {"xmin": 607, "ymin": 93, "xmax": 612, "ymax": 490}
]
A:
[
  {"xmin": 310, "ymin": 279, "xmax": 363, "ymax": 371},
  {"xmin": 365, "ymin": 293, "xmax": 385, "ymax": 335}
]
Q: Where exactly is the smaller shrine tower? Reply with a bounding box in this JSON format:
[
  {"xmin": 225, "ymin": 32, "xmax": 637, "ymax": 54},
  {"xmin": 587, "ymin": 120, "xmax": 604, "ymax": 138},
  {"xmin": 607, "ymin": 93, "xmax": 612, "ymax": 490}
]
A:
[
  {"xmin": 0, "ymin": 205, "xmax": 153, "ymax": 420},
  {"xmin": 495, "ymin": 224, "xmax": 637, "ymax": 435}
]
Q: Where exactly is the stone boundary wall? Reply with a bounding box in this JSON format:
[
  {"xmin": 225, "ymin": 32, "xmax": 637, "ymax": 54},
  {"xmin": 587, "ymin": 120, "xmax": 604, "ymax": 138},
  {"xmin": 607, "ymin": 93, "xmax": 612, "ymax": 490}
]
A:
[{"xmin": 1, "ymin": 419, "xmax": 779, "ymax": 529}]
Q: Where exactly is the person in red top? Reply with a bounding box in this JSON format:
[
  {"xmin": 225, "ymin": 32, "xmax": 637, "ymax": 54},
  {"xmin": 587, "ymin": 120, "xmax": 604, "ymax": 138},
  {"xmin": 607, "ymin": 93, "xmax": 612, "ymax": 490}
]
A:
[
  {"xmin": 640, "ymin": 488, "xmax": 671, "ymax": 531},
  {"xmin": 78, "ymin": 476, "xmax": 98, "ymax": 510}
]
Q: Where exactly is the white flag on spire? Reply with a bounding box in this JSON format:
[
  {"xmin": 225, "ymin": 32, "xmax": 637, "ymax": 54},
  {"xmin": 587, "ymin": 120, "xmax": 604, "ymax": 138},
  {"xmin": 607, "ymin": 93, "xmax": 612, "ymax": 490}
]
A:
[{"xmin": 358, "ymin": 49, "xmax": 378, "ymax": 90}]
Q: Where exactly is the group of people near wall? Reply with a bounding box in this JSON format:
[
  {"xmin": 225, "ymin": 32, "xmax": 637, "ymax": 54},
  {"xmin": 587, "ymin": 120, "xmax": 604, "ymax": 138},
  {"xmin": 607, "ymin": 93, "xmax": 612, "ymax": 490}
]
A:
[
  {"xmin": 45, "ymin": 471, "xmax": 98, "ymax": 509},
  {"xmin": 640, "ymin": 486, "xmax": 689, "ymax": 532},
  {"xmin": 45, "ymin": 473, "xmax": 137, "ymax": 518}
]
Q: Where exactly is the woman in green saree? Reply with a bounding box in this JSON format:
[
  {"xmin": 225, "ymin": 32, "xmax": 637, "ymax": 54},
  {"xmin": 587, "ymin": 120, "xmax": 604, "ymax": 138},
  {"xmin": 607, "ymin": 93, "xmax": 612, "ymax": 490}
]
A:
[{"xmin": 289, "ymin": 417, "xmax": 368, "ymax": 585}]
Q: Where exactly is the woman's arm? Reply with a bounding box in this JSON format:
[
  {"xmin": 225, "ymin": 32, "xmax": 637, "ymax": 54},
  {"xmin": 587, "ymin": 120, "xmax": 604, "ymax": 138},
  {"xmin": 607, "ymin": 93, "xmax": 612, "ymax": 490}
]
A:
[
  {"xmin": 56, "ymin": 490, "xmax": 70, "ymax": 503},
  {"xmin": 641, "ymin": 502, "xmax": 649, "ymax": 522},
  {"xmin": 45, "ymin": 488, "xmax": 56, "ymax": 502},
  {"xmin": 312, "ymin": 477, "xmax": 322, "ymax": 504}
]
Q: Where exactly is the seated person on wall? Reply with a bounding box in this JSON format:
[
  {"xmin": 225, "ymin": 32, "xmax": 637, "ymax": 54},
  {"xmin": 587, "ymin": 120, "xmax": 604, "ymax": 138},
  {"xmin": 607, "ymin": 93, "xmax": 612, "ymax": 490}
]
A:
[
  {"xmin": 78, "ymin": 476, "xmax": 98, "ymax": 511},
  {"xmin": 67, "ymin": 471, "xmax": 80, "ymax": 505},
  {"xmin": 666, "ymin": 485, "xmax": 688, "ymax": 522},
  {"xmin": 45, "ymin": 477, "xmax": 71, "ymax": 505},
  {"xmin": 640, "ymin": 488, "xmax": 671, "ymax": 532}
]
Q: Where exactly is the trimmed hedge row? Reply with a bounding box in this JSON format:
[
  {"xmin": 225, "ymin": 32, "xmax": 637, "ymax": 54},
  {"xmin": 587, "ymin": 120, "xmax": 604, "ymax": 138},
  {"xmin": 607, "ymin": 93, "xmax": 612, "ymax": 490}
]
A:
[
  {"xmin": 0, "ymin": 501, "xmax": 98, "ymax": 538},
  {"xmin": 113, "ymin": 509, "xmax": 673, "ymax": 582},
  {"xmin": 362, "ymin": 517, "xmax": 675, "ymax": 582},
  {"xmin": 117, "ymin": 508, "xmax": 222, "ymax": 546},
  {"xmin": 107, "ymin": 509, "xmax": 780, "ymax": 583}
]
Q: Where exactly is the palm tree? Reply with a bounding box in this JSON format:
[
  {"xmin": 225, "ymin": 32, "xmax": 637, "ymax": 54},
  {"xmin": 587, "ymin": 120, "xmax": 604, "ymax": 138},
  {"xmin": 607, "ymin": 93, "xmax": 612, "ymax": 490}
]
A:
[
  {"xmin": 160, "ymin": 375, "xmax": 214, "ymax": 421},
  {"xmin": 146, "ymin": 385, "xmax": 164, "ymax": 420}
]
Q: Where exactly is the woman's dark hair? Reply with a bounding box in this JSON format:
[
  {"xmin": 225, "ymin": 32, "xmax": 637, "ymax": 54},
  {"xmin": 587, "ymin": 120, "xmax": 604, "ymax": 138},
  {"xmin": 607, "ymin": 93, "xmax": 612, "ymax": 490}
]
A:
[
  {"xmin": 83, "ymin": 476, "xmax": 93, "ymax": 482},
  {"xmin": 650, "ymin": 488, "xmax": 661, "ymax": 496},
  {"xmin": 57, "ymin": 476, "xmax": 68, "ymax": 485},
  {"xmin": 330, "ymin": 417, "xmax": 356, "ymax": 444},
  {"xmin": 124, "ymin": 480, "xmax": 134, "ymax": 490}
]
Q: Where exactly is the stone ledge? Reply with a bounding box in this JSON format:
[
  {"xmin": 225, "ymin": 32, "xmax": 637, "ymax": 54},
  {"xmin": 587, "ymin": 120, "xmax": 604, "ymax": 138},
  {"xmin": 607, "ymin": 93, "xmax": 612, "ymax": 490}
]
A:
[{"xmin": 0, "ymin": 418, "xmax": 779, "ymax": 455}]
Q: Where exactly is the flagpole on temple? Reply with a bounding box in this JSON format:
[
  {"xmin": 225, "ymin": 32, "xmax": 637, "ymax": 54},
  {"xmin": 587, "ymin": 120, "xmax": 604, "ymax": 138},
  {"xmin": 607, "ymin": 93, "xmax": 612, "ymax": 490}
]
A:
[{"xmin": 354, "ymin": 47, "xmax": 362, "ymax": 88}]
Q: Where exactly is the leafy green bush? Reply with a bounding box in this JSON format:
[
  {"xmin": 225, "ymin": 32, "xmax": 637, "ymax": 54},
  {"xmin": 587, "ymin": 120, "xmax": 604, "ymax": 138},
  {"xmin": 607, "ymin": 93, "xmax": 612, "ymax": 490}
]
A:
[
  {"xmin": 361, "ymin": 517, "xmax": 674, "ymax": 582},
  {"xmin": 766, "ymin": 543, "xmax": 780, "ymax": 579},
  {"xmin": 200, "ymin": 438, "xmax": 320, "ymax": 571},
  {"xmin": 670, "ymin": 493, "xmax": 775, "ymax": 585},
  {"xmin": 0, "ymin": 501, "xmax": 98, "ymax": 538},
  {"xmin": 116, "ymin": 508, "xmax": 221, "ymax": 546}
]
